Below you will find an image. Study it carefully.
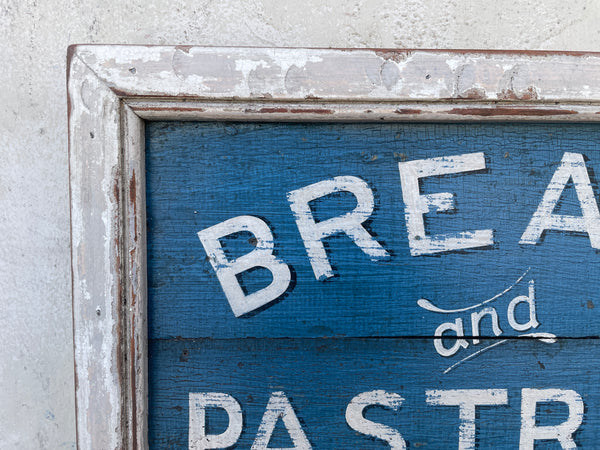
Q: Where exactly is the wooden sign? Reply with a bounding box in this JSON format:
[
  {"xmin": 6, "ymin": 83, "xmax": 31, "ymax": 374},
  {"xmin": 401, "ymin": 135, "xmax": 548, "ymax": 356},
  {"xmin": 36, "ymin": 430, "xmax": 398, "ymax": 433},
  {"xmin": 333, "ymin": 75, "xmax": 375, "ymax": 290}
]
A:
[{"xmin": 69, "ymin": 46, "xmax": 600, "ymax": 449}]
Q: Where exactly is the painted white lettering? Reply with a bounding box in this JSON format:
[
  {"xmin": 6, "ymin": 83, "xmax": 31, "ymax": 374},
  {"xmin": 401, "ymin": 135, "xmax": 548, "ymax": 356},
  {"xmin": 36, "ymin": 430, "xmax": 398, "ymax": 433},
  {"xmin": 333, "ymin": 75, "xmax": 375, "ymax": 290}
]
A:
[
  {"xmin": 520, "ymin": 388, "xmax": 584, "ymax": 449},
  {"xmin": 398, "ymin": 152, "xmax": 493, "ymax": 256},
  {"xmin": 520, "ymin": 152, "xmax": 600, "ymax": 248},
  {"xmin": 252, "ymin": 391, "xmax": 312, "ymax": 450},
  {"xmin": 287, "ymin": 176, "xmax": 389, "ymax": 280},
  {"xmin": 434, "ymin": 318, "xmax": 469, "ymax": 357},
  {"xmin": 198, "ymin": 216, "xmax": 291, "ymax": 317},
  {"xmin": 507, "ymin": 280, "xmax": 539, "ymax": 332},
  {"xmin": 470, "ymin": 307, "xmax": 503, "ymax": 345},
  {"xmin": 426, "ymin": 389, "xmax": 508, "ymax": 450},
  {"xmin": 189, "ymin": 393, "xmax": 243, "ymax": 450},
  {"xmin": 345, "ymin": 390, "xmax": 406, "ymax": 449}
]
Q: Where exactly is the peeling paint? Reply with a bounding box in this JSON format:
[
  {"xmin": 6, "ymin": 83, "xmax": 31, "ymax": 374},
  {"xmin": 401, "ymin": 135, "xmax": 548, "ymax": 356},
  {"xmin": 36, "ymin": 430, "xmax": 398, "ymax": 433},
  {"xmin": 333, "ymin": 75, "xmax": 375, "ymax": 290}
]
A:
[
  {"xmin": 445, "ymin": 107, "xmax": 578, "ymax": 116},
  {"xmin": 69, "ymin": 45, "xmax": 600, "ymax": 450},
  {"xmin": 69, "ymin": 46, "xmax": 600, "ymax": 103},
  {"xmin": 395, "ymin": 108, "xmax": 423, "ymax": 114}
]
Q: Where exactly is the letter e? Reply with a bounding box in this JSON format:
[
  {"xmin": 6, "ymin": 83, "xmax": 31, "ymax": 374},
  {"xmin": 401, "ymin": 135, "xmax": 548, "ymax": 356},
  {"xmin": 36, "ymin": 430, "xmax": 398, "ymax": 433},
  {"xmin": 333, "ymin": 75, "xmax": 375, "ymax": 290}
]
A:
[{"xmin": 398, "ymin": 152, "xmax": 493, "ymax": 256}]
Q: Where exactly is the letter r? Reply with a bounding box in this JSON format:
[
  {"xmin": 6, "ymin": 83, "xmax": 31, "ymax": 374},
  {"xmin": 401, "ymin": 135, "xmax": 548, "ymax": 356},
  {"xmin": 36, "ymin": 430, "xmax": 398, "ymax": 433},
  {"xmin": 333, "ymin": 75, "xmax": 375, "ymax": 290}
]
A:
[{"xmin": 287, "ymin": 175, "xmax": 389, "ymax": 280}]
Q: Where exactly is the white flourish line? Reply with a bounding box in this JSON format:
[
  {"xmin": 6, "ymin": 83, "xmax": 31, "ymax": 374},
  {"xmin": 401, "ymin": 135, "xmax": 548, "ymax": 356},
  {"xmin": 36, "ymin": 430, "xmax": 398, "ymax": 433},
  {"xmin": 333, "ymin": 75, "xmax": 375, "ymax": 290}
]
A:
[
  {"xmin": 443, "ymin": 332, "xmax": 557, "ymax": 374},
  {"xmin": 417, "ymin": 267, "xmax": 531, "ymax": 314}
]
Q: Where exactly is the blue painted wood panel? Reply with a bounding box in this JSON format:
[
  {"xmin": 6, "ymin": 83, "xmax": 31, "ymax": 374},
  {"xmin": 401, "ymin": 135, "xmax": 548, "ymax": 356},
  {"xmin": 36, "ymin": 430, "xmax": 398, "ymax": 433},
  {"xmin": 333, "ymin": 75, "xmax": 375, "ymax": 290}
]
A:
[
  {"xmin": 148, "ymin": 337, "xmax": 599, "ymax": 448},
  {"xmin": 146, "ymin": 122, "xmax": 600, "ymax": 339},
  {"xmin": 145, "ymin": 122, "xmax": 600, "ymax": 448}
]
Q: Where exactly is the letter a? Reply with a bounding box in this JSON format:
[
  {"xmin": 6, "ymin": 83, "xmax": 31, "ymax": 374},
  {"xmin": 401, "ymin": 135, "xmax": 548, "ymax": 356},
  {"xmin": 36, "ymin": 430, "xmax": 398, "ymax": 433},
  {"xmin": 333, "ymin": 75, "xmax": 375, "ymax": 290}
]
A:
[
  {"xmin": 520, "ymin": 152, "xmax": 600, "ymax": 248},
  {"xmin": 252, "ymin": 392, "xmax": 311, "ymax": 450},
  {"xmin": 434, "ymin": 318, "xmax": 469, "ymax": 357}
]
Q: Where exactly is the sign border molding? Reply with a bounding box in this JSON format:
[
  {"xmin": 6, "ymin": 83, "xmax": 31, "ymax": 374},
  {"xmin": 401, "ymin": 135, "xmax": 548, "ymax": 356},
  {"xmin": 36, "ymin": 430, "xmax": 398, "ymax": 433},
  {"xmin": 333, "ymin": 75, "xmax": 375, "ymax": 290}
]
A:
[{"xmin": 68, "ymin": 45, "xmax": 600, "ymax": 449}]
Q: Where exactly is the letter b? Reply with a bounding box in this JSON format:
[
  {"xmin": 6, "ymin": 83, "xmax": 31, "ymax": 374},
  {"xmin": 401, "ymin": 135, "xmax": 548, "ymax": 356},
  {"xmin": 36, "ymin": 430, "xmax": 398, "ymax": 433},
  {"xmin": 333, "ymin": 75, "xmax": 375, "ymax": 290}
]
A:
[{"xmin": 198, "ymin": 216, "xmax": 291, "ymax": 317}]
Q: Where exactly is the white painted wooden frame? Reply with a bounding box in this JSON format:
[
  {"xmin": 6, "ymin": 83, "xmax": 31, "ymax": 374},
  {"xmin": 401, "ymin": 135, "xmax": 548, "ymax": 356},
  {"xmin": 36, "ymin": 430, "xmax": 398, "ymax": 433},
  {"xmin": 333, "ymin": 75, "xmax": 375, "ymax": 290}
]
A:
[{"xmin": 68, "ymin": 45, "xmax": 600, "ymax": 449}]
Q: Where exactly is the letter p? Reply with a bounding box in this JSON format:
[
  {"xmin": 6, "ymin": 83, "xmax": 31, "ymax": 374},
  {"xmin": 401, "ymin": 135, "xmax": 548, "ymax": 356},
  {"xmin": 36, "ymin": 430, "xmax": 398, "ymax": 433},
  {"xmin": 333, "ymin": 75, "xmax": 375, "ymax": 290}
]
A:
[{"xmin": 189, "ymin": 393, "xmax": 243, "ymax": 450}]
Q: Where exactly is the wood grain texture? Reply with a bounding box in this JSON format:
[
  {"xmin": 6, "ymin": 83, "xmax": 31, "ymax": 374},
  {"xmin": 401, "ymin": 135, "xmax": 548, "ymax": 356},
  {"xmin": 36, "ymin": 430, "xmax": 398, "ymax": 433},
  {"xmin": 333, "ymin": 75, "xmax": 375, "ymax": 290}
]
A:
[
  {"xmin": 72, "ymin": 46, "xmax": 600, "ymax": 103},
  {"xmin": 69, "ymin": 48, "xmax": 126, "ymax": 450},
  {"xmin": 146, "ymin": 121, "xmax": 600, "ymax": 448},
  {"xmin": 146, "ymin": 121, "xmax": 600, "ymax": 339},
  {"xmin": 148, "ymin": 337, "xmax": 599, "ymax": 448}
]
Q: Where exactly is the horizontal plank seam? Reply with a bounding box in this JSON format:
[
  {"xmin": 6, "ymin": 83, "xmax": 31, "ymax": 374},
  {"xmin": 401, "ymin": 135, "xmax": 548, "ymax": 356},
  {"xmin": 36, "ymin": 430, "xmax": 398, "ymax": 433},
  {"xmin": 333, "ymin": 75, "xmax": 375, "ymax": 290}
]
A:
[{"xmin": 148, "ymin": 335, "xmax": 600, "ymax": 342}]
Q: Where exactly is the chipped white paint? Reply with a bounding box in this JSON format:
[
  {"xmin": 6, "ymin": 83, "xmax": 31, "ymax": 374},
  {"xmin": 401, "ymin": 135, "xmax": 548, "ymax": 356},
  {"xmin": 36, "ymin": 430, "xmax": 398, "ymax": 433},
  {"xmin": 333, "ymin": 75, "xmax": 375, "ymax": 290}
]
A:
[
  {"xmin": 71, "ymin": 46, "xmax": 600, "ymax": 103},
  {"xmin": 69, "ymin": 51, "xmax": 123, "ymax": 450},
  {"xmin": 429, "ymin": 277, "xmax": 552, "ymax": 359},
  {"xmin": 287, "ymin": 175, "xmax": 389, "ymax": 281},
  {"xmin": 251, "ymin": 391, "xmax": 311, "ymax": 450},
  {"xmin": 189, "ymin": 393, "xmax": 243, "ymax": 450},
  {"xmin": 426, "ymin": 389, "xmax": 509, "ymax": 450},
  {"xmin": 398, "ymin": 152, "xmax": 493, "ymax": 256},
  {"xmin": 191, "ymin": 388, "xmax": 584, "ymax": 448},
  {"xmin": 69, "ymin": 46, "xmax": 600, "ymax": 449},
  {"xmin": 507, "ymin": 281, "xmax": 539, "ymax": 332},
  {"xmin": 434, "ymin": 319, "xmax": 470, "ymax": 357},
  {"xmin": 520, "ymin": 389, "xmax": 584, "ymax": 449},
  {"xmin": 418, "ymin": 267, "xmax": 531, "ymax": 314},
  {"xmin": 346, "ymin": 390, "xmax": 406, "ymax": 449},
  {"xmin": 470, "ymin": 307, "xmax": 503, "ymax": 344},
  {"xmin": 520, "ymin": 152, "xmax": 600, "ymax": 248},
  {"xmin": 198, "ymin": 216, "xmax": 292, "ymax": 317}
]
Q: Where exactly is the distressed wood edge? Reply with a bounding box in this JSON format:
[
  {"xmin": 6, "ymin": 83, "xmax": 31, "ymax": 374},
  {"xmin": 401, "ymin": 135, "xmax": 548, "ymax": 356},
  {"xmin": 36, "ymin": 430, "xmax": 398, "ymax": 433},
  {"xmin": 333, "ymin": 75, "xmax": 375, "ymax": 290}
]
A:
[
  {"xmin": 70, "ymin": 44, "xmax": 600, "ymax": 103},
  {"xmin": 122, "ymin": 105, "xmax": 148, "ymax": 450},
  {"xmin": 69, "ymin": 51, "xmax": 126, "ymax": 449},
  {"xmin": 129, "ymin": 99, "xmax": 600, "ymax": 122},
  {"xmin": 69, "ymin": 46, "xmax": 149, "ymax": 449}
]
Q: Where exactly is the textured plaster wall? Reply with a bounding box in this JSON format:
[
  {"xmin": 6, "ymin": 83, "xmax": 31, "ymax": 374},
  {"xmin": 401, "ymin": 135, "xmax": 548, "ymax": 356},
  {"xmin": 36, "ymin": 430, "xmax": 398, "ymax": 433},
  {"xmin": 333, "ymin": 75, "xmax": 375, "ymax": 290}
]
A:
[{"xmin": 1, "ymin": 0, "xmax": 600, "ymax": 448}]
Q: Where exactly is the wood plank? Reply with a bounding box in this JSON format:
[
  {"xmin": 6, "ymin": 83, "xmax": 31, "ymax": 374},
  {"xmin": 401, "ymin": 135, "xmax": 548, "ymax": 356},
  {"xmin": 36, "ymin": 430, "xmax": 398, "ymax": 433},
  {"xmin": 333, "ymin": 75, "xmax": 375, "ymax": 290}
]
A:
[
  {"xmin": 146, "ymin": 121, "xmax": 600, "ymax": 339},
  {"xmin": 148, "ymin": 337, "xmax": 599, "ymax": 449},
  {"xmin": 73, "ymin": 46, "xmax": 600, "ymax": 103}
]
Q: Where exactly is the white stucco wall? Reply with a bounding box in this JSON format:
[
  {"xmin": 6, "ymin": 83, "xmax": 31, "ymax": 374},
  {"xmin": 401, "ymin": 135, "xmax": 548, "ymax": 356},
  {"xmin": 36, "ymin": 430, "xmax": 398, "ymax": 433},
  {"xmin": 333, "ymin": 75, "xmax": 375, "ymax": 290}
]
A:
[{"xmin": 2, "ymin": 1, "xmax": 600, "ymax": 448}]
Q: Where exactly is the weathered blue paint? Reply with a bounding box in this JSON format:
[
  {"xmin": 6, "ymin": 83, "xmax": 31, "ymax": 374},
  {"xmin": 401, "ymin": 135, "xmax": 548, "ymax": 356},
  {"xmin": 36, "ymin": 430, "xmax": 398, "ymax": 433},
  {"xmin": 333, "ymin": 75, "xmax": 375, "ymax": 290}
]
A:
[
  {"xmin": 146, "ymin": 122, "xmax": 600, "ymax": 339},
  {"xmin": 148, "ymin": 338, "xmax": 599, "ymax": 448},
  {"xmin": 146, "ymin": 122, "xmax": 600, "ymax": 448}
]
